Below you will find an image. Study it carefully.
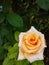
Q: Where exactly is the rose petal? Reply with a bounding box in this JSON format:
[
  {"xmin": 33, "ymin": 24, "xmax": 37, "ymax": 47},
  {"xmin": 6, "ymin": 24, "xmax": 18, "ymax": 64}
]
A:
[
  {"xmin": 25, "ymin": 50, "xmax": 44, "ymax": 63},
  {"xmin": 28, "ymin": 26, "xmax": 47, "ymax": 48},
  {"xmin": 18, "ymin": 49, "xmax": 25, "ymax": 60},
  {"xmin": 27, "ymin": 26, "xmax": 40, "ymax": 34},
  {"xmin": 18, "ymin": 33, "xmax": 25, "ymax": 47},
  {"xmin": 40, "ymin": 34, "xmax": 47, "ymax": 48}
]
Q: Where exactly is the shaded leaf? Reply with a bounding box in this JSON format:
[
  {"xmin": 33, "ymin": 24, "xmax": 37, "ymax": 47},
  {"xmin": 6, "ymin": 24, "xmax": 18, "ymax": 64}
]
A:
[
  {"xmin": 3, "ymin": 0, "xmax": 11, "ymax": 13},
  {"xmin": 36, "ymin": 0, "xmax": 49, "ymax": 10},
  {"xmin": 1, "ymin": 28, "xmax": 9, "ymax": 37},
  {"xmin": 6, "ymin": 31, "xmax": 16, "ymax": 45},
  {"xmin": 16, "ymin": 59, "xmax": 30, "ymax": 65},
  {"xmin": 0, "ymin": 33, "xmax": 3, "ymax": 46},
  {"xmin": 32, "ymin": 60, "xmax": 44, "ymax": 65},
  {"xmin": 0, "ymin": 13, "xmax": 5, "ymax": 23},
  {"xmin": 0, "ymin": 47, "xmax": 7, "ymax": 60},
  {"xmin": 3, "ymin": 42, "xmax": 12, "ymax": 50}
]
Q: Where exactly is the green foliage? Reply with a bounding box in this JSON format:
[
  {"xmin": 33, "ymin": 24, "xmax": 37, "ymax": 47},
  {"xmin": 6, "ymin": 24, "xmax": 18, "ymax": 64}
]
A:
[
  {"xmin": 14, "ymin": 31, "xmax": 20, "ymax": 42},
  {"xmin": 8, "ymin": 43, "xmax": 19, "ymax": 59},
  {"xmin": 3, "ymin": 58, "xmax": 30, "ymax": 65},
  {"xmin": 3, "ymin": 43, "xmax": 18, "ymax": 65},
  {"xmin": 6, "ymin": 31, "xmax": 16, "ymax": 45},
  {"xmin": 32, "ymin": 60, "xmax": 44, "ymax": 65},
  {"xmin": 36, "ymin": 0, "xmax": 49, "ymax": 11},
  {"xmin": 0, "ymin": 47, "xmax": 7, "ymax": 60},
  {"xmin": 16, "ymin": 59, "xmax": 30, "ymax": 65},
  {"xmin": 0, "ymin": 28, "xmax": 9, "ymax": 36},
  {"xmin": 3, "ymin": 0, "xmax": 11, "ymax": 13},
  {"xmin": 3, "ymin": 57, "xmax": 16, "ymax": 65},
  {"xmin": 7, "ymin": 13, "xmax": 23, "ymax": 28},
  {"xmin": 0, "ymin": 33, "xmax": 3, "ymax": 46},
  {"xmin": 0, "ymin": 13, "xmax": 5, "ymax": 23},
  {"xmin": 3, "ymin": 42, "xmax": 12, "ymax": 50}
]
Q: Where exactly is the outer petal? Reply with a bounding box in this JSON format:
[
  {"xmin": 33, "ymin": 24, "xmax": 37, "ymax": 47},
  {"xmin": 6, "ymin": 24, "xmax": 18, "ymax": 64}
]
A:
[
  {"xmin": 25, "ymin": 50, "xmax": 44, "ymax": 63},
  {"xmin": 18, "ymin": 33, "xmax": 25, "ymax": 47},
  {"xmin": 27, "ymin": 26, "xmax": 40, "ymax": 34},
  {"xmin": 40, "ymin": 34, "xmax": 47, "ymax": 48},
  {"xmin": 18, "ymin": 49, "xmax": 25, "ymax": 60}
]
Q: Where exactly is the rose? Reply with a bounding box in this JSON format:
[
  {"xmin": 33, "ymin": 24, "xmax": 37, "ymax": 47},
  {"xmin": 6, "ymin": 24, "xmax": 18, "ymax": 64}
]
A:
[{"xmin": 18, "ymin": 26, "xmax": 46, "ymax": 63}]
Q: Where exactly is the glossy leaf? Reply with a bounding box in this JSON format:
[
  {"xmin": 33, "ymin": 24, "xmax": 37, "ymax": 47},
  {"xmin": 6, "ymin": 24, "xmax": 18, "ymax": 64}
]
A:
[{"xmin": 7, "ymin": 13, "xmax": 23, "ymax": 27}]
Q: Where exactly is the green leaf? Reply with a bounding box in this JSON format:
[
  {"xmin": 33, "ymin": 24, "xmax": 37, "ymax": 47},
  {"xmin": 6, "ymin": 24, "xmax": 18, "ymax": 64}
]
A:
[
  {"xmin": 16, "ymin": 59, "xmax": 30, "ymax": 65},
  {"xmin": 32, "ymin": 60, "xmax": 44, "ymax": 65},
  {"xmin": 3, "ymin": 57, "xmax": 16, "ymax": 65},
  {"xmin": 36, "ymin": 0, "xmax": 49, "ymax": 10},
  {"xmin": 3, "ymin": 42, "xmax": 12, "ymax": 50},
  {"xmin": 3, "ymin": 43, "xmax": 19, "ymax": 65},
  {"xmin": 7, "ymin": 13, "xmax": 23, "ymax": 27},
  {"xmin": 3, "ymin": 58, "xmax": 30, "ymax": 65},
  {"xmin": 0, "ymin": 13, "xmax": 5, "ymax": 23},
  {"xmin": 14, "ymin": 31, "xmax": 20, "ymax": 42},
  {"xmin": 8, "ymin": 43, "xmax": 19, "ymax": 59}
]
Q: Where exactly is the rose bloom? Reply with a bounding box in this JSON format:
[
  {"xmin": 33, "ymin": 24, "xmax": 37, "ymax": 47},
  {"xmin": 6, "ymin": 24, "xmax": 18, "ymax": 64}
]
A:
[{"xmin": 18, "ymin": 26, "xmax": 47, "ymax": 63}]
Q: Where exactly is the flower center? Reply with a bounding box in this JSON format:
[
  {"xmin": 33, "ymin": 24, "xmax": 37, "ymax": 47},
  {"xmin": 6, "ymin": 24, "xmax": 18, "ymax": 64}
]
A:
[
  {"xmin": 28, "ymin": 33, "xmax": 37, "ymax": 45},
  {"xmin": 30, "ymin": 38, "xmax": 33, "ymax": 41}
]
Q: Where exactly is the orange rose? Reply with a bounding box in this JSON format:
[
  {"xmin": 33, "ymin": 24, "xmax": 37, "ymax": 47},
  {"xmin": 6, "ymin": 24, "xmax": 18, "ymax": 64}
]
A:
[{"xmin": 18, "ymin": 26, "xmax": 46, "ymax": 63}]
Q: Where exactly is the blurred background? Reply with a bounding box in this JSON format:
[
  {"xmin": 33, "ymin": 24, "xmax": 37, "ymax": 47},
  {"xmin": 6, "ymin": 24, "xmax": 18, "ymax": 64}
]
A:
[{"xmin": 0, "ymin": 0, "xmax": 49, "ymax": 65}]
